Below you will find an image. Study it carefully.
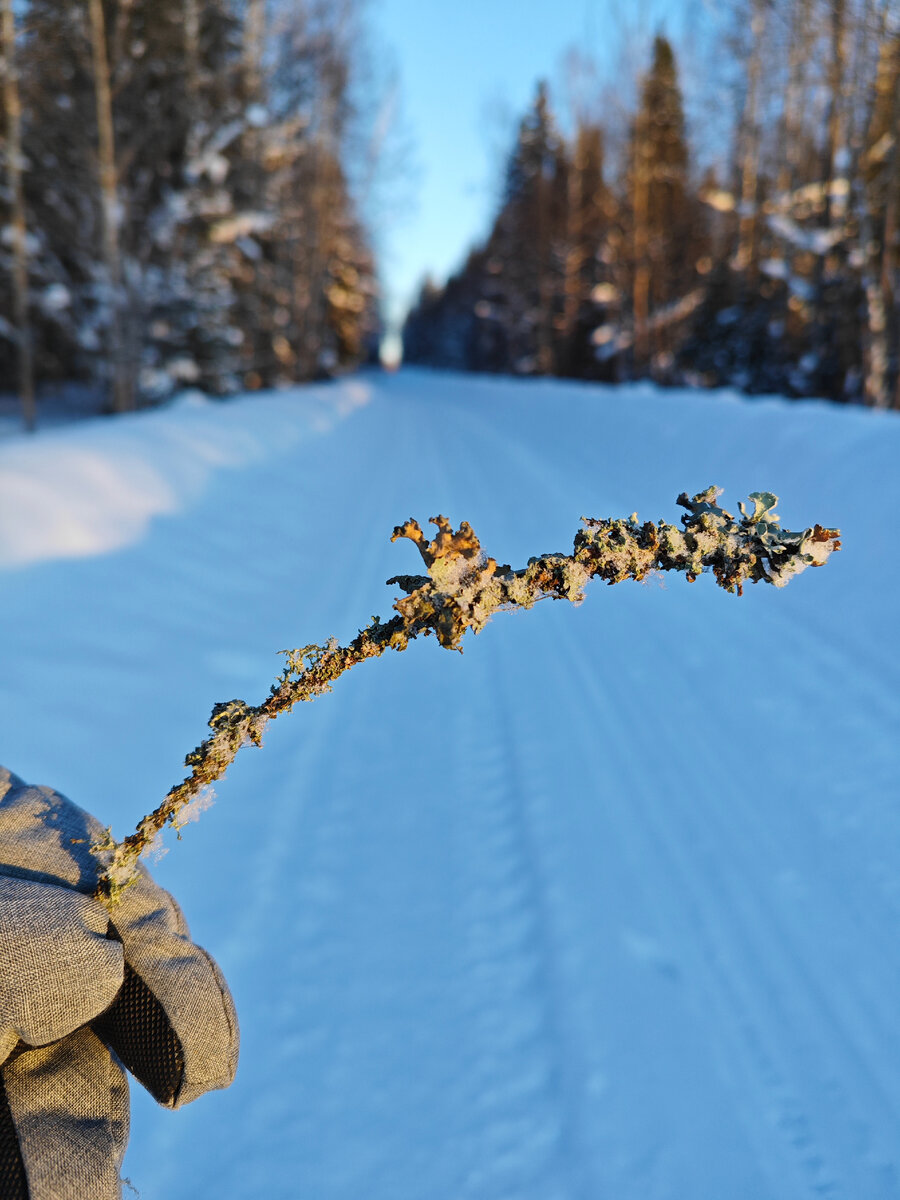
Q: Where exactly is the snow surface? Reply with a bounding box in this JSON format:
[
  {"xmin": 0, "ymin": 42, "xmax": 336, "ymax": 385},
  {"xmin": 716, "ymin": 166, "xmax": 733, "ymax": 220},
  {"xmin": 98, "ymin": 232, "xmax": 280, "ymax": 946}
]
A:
[{"xmin": 1, "ymin": 369, "xmax": 898, "ymax": 1199}]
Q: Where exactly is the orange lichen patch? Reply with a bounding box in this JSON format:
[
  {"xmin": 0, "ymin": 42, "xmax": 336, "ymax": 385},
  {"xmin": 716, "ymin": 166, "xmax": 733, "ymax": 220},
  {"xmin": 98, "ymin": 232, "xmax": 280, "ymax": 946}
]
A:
[
  {"xmin": 392, "ymin": 516, "xmax": 484, "ymax": 568},
  {"xmin": 810, "ymin": 525, "xmax": 842, "ymax": 554}
]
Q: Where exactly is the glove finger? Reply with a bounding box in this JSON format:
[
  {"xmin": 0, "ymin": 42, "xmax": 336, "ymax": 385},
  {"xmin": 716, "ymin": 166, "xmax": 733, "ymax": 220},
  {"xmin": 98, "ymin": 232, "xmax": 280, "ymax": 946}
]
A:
[
  {"xmin": 0, "ymin": 876, "xmax": 124, "ymax": 1056},
  {"xmin": 2, "ymin": 1027, "xmax": 128, "ymax": 1200},
  {"xmin": 91, "ymin": 961, "xmax": 184, "ymax": 1106},
  {"xmin": 95, "ymin": 874, "xmax": 238, "ymax": 1108}
]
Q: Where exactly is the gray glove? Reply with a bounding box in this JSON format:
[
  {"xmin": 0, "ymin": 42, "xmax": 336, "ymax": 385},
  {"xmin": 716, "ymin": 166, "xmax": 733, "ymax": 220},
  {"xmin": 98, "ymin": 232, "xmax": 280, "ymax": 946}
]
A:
[{"xmin": 0, "ymin": 766, "xmax": 239, "ymax": 1199}]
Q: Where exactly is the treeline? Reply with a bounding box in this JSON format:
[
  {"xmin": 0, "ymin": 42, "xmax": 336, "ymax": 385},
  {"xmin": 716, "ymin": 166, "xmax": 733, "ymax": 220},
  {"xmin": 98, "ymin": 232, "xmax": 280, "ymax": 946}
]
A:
[
  {"xmin": 404, "ymin": 2, "xmax": 900, "ymax": 409},
  {"xmin": 0, "ymin": 0, "xmax": 381, "ymax": 426}
]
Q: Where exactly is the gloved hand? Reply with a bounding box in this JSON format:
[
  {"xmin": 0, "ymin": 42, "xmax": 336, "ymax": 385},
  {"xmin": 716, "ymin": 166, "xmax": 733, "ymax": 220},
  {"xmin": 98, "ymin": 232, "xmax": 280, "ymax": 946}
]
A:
[{"xmin": 0, "ymin": 766, "xmax": 238, "ymax": 1199}]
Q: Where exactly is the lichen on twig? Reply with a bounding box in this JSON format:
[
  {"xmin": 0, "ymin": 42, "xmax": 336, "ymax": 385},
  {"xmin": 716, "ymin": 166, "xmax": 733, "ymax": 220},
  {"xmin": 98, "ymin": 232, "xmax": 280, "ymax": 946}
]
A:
[{"xmin": 92, "ymin": 487, "xmax": 840, "ymax": 905}]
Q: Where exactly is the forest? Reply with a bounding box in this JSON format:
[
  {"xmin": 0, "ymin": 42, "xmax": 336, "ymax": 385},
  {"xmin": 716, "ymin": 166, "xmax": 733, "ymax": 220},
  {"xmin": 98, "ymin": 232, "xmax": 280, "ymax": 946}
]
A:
[
  {"xmin": 0, "ymin": 0, "xmax": 382, "ymax": 429},
  {"xmin": 3, "ymin": 0, "xmax": 900, "ymax": 421},
  {"xmin": 403, "ymin": 1, "xmax": 900, "ymax": 409}
]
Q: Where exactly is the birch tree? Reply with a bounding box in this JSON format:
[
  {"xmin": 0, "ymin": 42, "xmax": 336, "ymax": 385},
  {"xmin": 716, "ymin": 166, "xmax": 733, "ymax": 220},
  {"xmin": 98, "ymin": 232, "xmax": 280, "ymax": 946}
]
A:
[
  {"xmin": 736, "ymin": 0, "xmax": 767, "ymax": 277},
  {"xmin": 862, "ymin": 29, "xmax": 900, "ymax": 406},
  {"xmin": 86, "ymin": 0, "xmax": 133, "ymax": 412}
]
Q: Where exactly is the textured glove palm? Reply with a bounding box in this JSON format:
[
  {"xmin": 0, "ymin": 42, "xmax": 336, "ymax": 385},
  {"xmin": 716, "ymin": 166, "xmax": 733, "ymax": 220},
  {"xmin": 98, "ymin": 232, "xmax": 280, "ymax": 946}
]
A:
[{"xmin": 0, "ymin": 767, "xmax": 238, "ymax": 1199}]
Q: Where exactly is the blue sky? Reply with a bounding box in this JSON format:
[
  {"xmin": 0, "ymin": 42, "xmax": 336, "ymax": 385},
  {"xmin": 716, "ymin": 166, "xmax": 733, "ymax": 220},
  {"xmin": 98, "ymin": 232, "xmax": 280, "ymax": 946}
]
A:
[{"xmin": 370, "ymin": 0, "xmax": 703, "ymax": 349}]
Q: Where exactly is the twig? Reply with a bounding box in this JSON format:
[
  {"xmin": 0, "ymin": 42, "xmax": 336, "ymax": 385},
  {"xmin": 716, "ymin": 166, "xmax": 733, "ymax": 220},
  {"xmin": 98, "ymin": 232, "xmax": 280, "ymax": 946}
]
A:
[{"xmin": 92, "ymin": 487, "xmax": 840, "ymax": 904}]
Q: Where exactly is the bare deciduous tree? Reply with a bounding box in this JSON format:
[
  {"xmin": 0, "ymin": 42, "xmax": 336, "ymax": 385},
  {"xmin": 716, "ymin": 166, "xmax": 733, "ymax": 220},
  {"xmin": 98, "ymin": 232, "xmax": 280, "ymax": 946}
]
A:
[{"xmin": 86, "ymin": 0, "xmax": 134, "ymax": 412}]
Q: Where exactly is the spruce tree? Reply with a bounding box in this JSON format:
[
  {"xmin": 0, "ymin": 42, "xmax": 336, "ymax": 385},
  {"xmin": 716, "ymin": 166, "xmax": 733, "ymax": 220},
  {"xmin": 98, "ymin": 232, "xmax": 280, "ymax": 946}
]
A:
[
  {"xmin": 628, "ymin": 35, "xmax": 691, "ymax": 371},
  {"xmin": 561, "ymin": 120, "xmax": 612, "ymax": 377},
  {"xmin": 0, "ymin": 0, "xmax": 379, "ymax": 403},
  {"xmin": 493, "ymin": 81, "xmax": 568, "ymax": 375}
]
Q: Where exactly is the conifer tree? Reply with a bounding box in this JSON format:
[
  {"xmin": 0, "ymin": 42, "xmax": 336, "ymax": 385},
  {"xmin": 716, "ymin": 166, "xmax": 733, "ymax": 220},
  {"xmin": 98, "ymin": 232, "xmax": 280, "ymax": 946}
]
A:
[
  {"xmin": 627, "ymin": 35, "xmax": 691, "ymax": 371},
  {"xmin": 561, "ymin": 120, "xmax": 612, "ymax": 376},
  {"xmin": 13, "ymin": 0, "xmax": 101, "ymax": 383},
  {"xmin": 493, "ymin": 82, "xmax": 568, "ymax": 374},
  {"xmin": 0, "ymin": 0, "xmax": 381, "ymax": 403}
]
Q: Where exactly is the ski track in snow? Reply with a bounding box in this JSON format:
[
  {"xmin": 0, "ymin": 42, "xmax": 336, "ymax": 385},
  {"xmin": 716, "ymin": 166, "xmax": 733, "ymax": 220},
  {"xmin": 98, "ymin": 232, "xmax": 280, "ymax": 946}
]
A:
[
  {"xmin": 441, "ymin": 382, "xmax": 900, "ymax": 1198},
  {"xmin": 1, "ymin": 369, "xmax": 899, "ymax": 1199}
]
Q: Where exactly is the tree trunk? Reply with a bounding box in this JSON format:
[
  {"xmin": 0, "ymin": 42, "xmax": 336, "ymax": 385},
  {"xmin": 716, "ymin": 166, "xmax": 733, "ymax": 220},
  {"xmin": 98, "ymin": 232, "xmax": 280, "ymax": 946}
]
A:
[
  {"xmin": 821, "ymin": 0, "xmax": 847, "ymax": 232},
  {"xmin": 562, "ymin": 138, "xmax": 585, "ymax": 374},
  {"xmin": 1, "ymin": 0, "xmax": 35, "ymax": 432},
  {"xmin": 866, "ymin": 50, "xmax": 900, "ymax": 407},
  {"xmin": 777, "ymin": 0, "xmax": 811, "ymax": 198},
  {"xmin": 184, "ymin": 0, "xmax": 201, "ymax": 100},
  {"xmin": 632, "ymin": 111, "xmax": 651, "ymax": 369},
  {"xmin": 736, "ymin": 0, "xmax": 766, "ymax": 276},
  {"xmin": 808, "ymin": 0, "xmax": 848, "ymax": 396},
  {"xmin": 854, "ymin": 3, "xmax": 897, "ymax": 408},
  {"xmin": 87, "ymin": 0, "xmax": 134, "ymax": 413},
  {"xmin": 244, "ymin": 0, "xmax": 265, "ymax": 102},
  {"xmin": 536, "ymin": 157, "xmax": 553, "ymax": 375}
]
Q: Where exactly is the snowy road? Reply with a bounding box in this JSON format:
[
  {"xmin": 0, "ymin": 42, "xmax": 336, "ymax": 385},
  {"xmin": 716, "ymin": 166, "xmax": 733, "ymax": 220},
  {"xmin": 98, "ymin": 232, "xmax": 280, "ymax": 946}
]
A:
[{"xmin": 1, "ymin": 370, "xmax": 899, "ymax": 1198}]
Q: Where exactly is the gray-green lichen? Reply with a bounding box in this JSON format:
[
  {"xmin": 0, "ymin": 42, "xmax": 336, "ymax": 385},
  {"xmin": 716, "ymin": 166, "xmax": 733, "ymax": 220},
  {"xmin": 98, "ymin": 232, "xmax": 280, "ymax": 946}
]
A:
[
  {"xmin": 572, "ymin": 486, "xmax": 839, "ymax": 595},
  {"xmin": 93, "ymin": 489, "xmax": 839, "ymax": 905}
]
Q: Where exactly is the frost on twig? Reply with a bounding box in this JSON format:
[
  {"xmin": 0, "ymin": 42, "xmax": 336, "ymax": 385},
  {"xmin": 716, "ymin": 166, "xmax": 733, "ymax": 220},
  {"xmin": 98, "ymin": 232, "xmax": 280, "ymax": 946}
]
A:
[{"xmin": 92, "ymin": 488, "xmax": 839, "ymax": 904}]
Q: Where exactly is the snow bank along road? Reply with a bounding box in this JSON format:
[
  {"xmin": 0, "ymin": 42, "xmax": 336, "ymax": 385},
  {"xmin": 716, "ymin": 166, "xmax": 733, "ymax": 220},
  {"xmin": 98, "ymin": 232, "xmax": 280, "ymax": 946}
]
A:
[{"xmin": 1, "ymin": 369, "xmax": 898, "ymax": 1199}]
